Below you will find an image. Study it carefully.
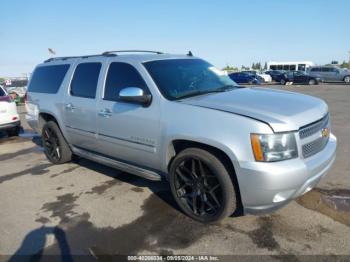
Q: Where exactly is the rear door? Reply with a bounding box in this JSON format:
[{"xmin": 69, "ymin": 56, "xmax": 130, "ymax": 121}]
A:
[{"xmin": 62, "ymin": 59, "xmax": 103, "ymax": 151}]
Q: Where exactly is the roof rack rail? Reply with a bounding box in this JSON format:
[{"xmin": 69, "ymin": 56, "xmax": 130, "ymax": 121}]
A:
[
  {"xmin": 44, "ymin": 54, "xmax": 105, "ymax": 63},
  {"xmin": 101, "ymin": 50, "xmax": 164, "ymax": 56}
]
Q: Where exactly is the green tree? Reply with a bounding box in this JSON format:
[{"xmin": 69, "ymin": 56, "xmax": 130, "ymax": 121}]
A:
[
  {"xmin": 264, "ymin": 62, "xmax": 267, "ymax": 70},
  {"xmin": 340, "ymin": 61, "xmax": 350, "ymax": 69}
]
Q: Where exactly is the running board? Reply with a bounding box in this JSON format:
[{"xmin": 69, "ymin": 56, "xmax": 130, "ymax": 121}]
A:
[{"xmin": 71, "ymin": 146, "xmax": 162, "ymax": 181}]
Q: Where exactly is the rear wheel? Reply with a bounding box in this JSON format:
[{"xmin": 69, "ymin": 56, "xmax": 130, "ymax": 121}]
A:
[
  {"xmin": 7, "ymin": 126, "xmax": 20, "ymax": 137},
  {"xmin": 308, "ymin": 79, "xmax": 316, "ymax": 85},
  {"xmin": 169, "ymin": 148, "xmax": 237, "ymax": 223},
  {"xmin": 344, "ymin": 76, "xmax": 350, "ymax": 84},
  {"xmin": 42, "ymin": 121, "xmax": 72, "ymax": 164},
  {"xmin": 280, "ymin": 79, "xmax": 286, "ymax": 85}
]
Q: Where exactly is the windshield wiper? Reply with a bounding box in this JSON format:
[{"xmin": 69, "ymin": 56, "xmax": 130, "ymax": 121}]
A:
[{"xmin": 176, "ymin": 85, "xmax": 237, "ymax": 100}]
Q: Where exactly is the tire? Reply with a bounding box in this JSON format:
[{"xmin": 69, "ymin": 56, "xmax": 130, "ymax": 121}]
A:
[
  {"xmin": 7, "ymin": 126, "xmax": 20, "ymax": 137},
  {"xmin": 42, "ymin": 121, "xmax": 72, "ymax": 164},
  {"xmin": 308, "ymin": 79, "xmax": 316, "ymax": 85},
  {"xmin": 344, "ymin": 76, "xmax": 350, "ymax": 84},
  {"xmin": 280, "ymin": 79, "xmax": 286, "ymax": 85},
  {"xmin": 169, "ymin": 148, "xmax": 237, "ymax": 223}
]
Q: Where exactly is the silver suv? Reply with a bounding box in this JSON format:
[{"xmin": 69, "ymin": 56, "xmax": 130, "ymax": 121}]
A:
[
  {"xmin": 308, "ymin": 66, "xmax": 350, "ymax": 83},
  {"xmin": 26, "ymin": 51, "xmax": 337, "ymax": 222}
]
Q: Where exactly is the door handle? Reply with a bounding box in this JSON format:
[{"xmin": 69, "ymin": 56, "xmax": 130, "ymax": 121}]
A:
[
  {"xmin": 98, "ymin": 109, "xmax": 112, "ymax": 118},
  {"xmin": 65, "ymin": 103, "xmax": 76, "ymax": 110}
]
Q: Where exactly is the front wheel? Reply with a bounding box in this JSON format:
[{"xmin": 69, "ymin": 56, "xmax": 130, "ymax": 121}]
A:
[
  {"xmin": 344, "ymin": 76, "xmax": 350, "ymax": 84},
  {"xmin": 42, "ymin": 121, "xmax": 72, "ymax": 164},
  {"xmin": 169, "ymin": 148, "xmax": 237, "ymax": 223},
  {"xmin": 280, "ymin": 79, "xmax": 286, "ymax": 85}
]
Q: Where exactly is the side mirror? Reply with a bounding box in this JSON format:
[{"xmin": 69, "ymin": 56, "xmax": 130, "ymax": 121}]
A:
[{"xmin": 119, "ymin": 87, "xmax": 152, "ymax": 106}]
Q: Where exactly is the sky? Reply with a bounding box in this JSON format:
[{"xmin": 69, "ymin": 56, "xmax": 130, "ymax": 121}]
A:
[{"xmin": 1, "ymin": 0, "xmax": 350, "ymax": 77}]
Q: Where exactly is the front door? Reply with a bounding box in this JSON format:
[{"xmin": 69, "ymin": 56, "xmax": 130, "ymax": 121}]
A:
[
  {"xmin": 63, "ymin": 60, "xmax": 102, "ymax": 151},
  {"xmin": 96, "ymin": 62, "xmax": 161, "ymax": 170}
]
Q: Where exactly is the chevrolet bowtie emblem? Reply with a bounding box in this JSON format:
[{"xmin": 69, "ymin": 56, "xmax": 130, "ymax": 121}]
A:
[{"xmin": 321, "ymin": 127, "xmax": 330, "ymax": 138}]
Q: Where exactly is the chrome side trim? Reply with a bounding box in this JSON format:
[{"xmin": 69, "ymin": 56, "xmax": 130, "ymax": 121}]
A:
[{"xmin": 71, "ymin": 146, "xmax": 162, "ymax": 181}]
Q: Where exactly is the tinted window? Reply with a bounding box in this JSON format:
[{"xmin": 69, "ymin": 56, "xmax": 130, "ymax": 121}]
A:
[
  {"xmin": 104, "ymin": 62, "xmax": 147, "ymax": 101},
  {"xmin": 70, "ymin": 63, "xmax": 101, "ymax": 98},
  {"xmin": 298, "ymin": 64, "xmax": 306, "ymax": 71},
  {"xmin": 290, "ymin": 65, "xmax": 296, "ymax": 71},
  {"xmin": 322, "ymin": 67, "xmax": 335, "ymax": 72},
  {"xmin": 310, "ymin": 68, "xmax": 320, "ymax": 72},
  {"xmin": 28, "ymin": 65, "xmax": 70, "ymax": 93},
  {"xmin": 0, "ymin": 87, "xmax": 6, "ymax": 96},
  {"xmin": 270, "ymin": 65, "xmax": 277, "ymax": 70}
]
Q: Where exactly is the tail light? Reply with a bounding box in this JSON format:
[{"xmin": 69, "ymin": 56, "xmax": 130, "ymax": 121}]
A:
[{"xmin": 0, "ymin": 95, "xmax": 13, "ymax": 103}]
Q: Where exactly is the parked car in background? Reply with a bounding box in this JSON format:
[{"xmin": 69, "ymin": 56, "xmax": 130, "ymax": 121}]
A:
[
  {"xmin": 0, "ymin": 85, "xmax": 20, "ymax": 136},
  {"xmin": 265, "ymin": 70, "xmax": 287, "ymax": 82},
  {"xmin": 285, "ymin": 71, "xmax": 321, "ymax": 85},
  {"xmin": 26, "ymin": 50, "xmax": 336, "ymax": 223},
  {"xmin": 6, "ymin": 86, "xmax": 27, "ymax": 105},
  {"xmin": 228, "ymin": 72, "xmax": 262, "ymax": 85},
  {"xmin": 242, "ymin": 71, "xmax": 272, "ymax": 83},
  {"xmin": 308, "ymin": 66, "xmax": 350, "ymax": 83}
]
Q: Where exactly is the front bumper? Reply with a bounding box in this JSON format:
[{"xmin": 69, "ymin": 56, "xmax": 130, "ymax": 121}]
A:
[
  {"xmin": 0, "ymin": 120, "xmax": 20, "ymax": 131},
  {"xmin": 236, "ymin": 133, "xmax": 337, "ymax": 214}
]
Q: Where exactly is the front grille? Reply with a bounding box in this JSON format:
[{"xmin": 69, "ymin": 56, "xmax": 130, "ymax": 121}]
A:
[
  {"xmin": 299, "ymin": 113, "xmax": 330, "ymax": 158},
  {"xmin": 302, "ymin": 136, "xmax": 329, "ymax": 158},
  {"xmin": 299, "ymin": 114, "xmax": 329, "ymax": 139}
]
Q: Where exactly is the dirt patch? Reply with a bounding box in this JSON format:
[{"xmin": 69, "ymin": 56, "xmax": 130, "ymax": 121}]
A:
[
  {"xmin": 41, "ymin": 193, "xmax": 79, "ymax": 223},
  {"xmin": 35, "ymin": 217, "xmax": 51, "ymax": 224},
  {"xmin": 0, "ymin": 163, "xmax": 51, "ymax": 184},
  {"xmin": 297, "ymin": 188, "xmax": 350, "ymax": 226},
  {"xmin": 0, "ymin": 146, "xmax": 42, "ymax": 161},
  {"xmin": 247, "ymin": 216, "xmax": 280, "ymax": 251},
  {"xmin": 85, "ymin": 179, "xmax": 122, "ymax": 195},
  {"xmin": 50, "ymin": 166, "xmax": 80, "ymax": 178},
  {"xmin": 131, "ymin": 187, "xmax": 144, "ymax": 193},
  {"xmin": 39, "ymin": 191, "xmax": 216, "ymax": 255}
]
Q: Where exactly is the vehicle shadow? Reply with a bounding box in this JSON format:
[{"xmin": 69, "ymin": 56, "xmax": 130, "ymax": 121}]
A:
[
  {"xmin": 73, "ymin": 157, "xmax": 244, "ymax": 218},
  {"xmin": 9, "ymin": 226, "xmax": 73, "ymax": 262},
  {"xmin": 73, "ymin": 157, "xmax": 185, "ymax": 213}
]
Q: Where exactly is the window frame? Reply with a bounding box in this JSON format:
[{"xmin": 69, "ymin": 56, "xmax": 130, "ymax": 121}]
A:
[
  {"xmin": 69, "ymin": 62, "xmax": 102, "ymax": 99},
  {"xmin": 102, "ymin": 62, "xmax": 150, "ymax": 102}
]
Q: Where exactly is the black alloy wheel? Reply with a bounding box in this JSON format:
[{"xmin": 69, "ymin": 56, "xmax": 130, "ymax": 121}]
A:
[
  {"xmin": 169, "ymin": 148, "xmax": 237, "ymax": 223},
  {"xmin": 42, "ymin": 121, "xmax": 72, "ymax": 164}
]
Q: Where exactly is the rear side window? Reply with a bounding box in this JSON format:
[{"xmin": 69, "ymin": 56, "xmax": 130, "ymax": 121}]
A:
[
  {"xmin": 28, "ymin": 64, "xmax": 70, "ymax": 94},
  {"xmin": 70, "ymin": 63, "xmax": 102, "ymax": 99},
  {"xmin": 104, "ymin": 62, "xmax": 147, "ymax": 101}
]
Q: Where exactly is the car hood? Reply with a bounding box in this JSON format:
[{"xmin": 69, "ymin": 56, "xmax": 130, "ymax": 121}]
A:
[{"xmin": 180, "ymin": 87, "xmax": 328, "ymax": 132}]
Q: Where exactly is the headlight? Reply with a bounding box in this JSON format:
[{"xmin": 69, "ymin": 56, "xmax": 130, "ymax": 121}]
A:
[{"xmin": 250, "ymin": 133, "xmax": 298, "ymax": 162}]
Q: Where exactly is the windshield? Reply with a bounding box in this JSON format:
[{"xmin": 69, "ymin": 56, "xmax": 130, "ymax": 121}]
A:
[{"xmin": 143, "ymin": 59, "xmax": 238, "ymax": 100}]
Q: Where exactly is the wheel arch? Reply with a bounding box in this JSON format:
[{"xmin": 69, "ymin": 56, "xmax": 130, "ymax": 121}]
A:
[
  {"xmin": 38, "ymin": 111, "xmax": 61, "ymax": 132},
  {"xmin": 166, "ymin": 139, "xmax": 243, "ymax": 211},
  {"xmin": 343, "ymin": 75, "xmax": 350, "ymax": 82}
]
